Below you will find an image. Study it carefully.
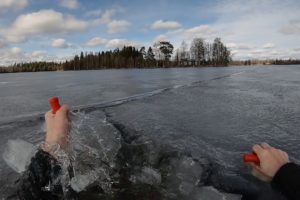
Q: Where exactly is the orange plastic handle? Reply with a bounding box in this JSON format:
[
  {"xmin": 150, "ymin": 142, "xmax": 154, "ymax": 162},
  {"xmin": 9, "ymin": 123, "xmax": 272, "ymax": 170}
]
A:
[
  {"xmin": 48, "ymin": 97, "xmax": 61, "ymax": 114},
  {"xmin": 243, "ymin": 153, "xmax": 260, "ymax": 165}
]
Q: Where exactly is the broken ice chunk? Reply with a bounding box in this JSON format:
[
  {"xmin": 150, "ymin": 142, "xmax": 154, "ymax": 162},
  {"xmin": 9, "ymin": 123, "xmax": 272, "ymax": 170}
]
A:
[{"xmin": 2, "ymin": 139, "xmax": 37, "ymax": 173}]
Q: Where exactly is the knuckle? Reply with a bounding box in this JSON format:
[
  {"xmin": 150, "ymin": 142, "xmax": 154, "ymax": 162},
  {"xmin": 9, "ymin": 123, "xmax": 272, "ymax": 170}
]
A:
[
  {"xmin": 58, "ymin": 105, "xmax": 69, "ymax": 113},
  {"xmin": 261, "ymin": 150, "xmax": 270, "ymax": 157},
  {"xmin": 45, "ymin": 111, "xmax": 51, "ymax": 119},
  {"xmin": 270, "ymin": 148, "xmax": 278, "ymax": 154}
]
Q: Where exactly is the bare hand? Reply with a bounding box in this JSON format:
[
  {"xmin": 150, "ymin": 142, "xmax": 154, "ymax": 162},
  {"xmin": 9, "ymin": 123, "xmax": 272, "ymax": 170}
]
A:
[
  {"xmin": 44, "ymin": 105, "xmax": 70, "ymax": 151},
  {"xmin": 247, "ymin": 143, "xmax": 289, "ymax": 182}
]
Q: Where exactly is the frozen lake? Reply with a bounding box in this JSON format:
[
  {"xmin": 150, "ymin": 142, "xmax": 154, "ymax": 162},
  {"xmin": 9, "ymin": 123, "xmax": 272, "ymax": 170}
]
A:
[{"xmin": 1, "ymin": 65, "xmax": 300, "ymax": 199}]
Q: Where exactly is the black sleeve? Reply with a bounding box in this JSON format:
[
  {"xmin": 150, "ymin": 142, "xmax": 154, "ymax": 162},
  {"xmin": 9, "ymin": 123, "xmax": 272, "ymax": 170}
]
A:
[
  {"xmin": 17, "ymin": 150, "xmax": 64, "ymax": 200},
  {"xmin": 271, "ymin": 163, "xmax": 300, "ymax": 200}
]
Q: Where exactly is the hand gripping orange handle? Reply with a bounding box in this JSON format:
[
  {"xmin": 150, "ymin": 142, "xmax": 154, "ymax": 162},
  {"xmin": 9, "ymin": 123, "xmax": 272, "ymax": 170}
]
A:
[
  {"xmin": 243, "ymin": 153, "xmax": 260, "ymax": 165},
  {"xmin": 48, "ymin": 97, "xmax": 61, "ymax": 114}
]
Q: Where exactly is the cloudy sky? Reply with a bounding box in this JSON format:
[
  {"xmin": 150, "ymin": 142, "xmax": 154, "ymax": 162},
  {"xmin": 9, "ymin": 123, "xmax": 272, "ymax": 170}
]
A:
[{"xmin": 0, "ymin": 0, "xmax": 300, "ymax": 65}]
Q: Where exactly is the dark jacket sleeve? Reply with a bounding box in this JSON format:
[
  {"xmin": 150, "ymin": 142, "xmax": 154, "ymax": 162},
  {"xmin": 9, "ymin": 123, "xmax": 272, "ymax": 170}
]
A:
[
  {"xmin": 17, "ymin": 150, "xmax": 64, "ymax": 200},
  {"xmin": 272, "ymin": 163, "xmax": 300, "ymax": 200}
]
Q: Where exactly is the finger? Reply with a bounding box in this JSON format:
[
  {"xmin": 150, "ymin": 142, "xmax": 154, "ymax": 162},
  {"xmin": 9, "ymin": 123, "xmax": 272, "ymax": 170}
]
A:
[
  {"xmin": 283, "ymin": 151, "xmax": 289, "ymax": 161},
  {"xmin": 251, "ymin": 167, "xmax": 272, "ymax": 182},
  {"xmin": 279, "ymin": 151, "xmax": 286, "ymax": 160},
  {"xmin": 246, "ymin": 162, "xmax": 257, "ymax": 168},
  {"xmin": 56, "ymin": 104, "xmax": 70, "ymax": 117},
  {"xmin": 261, "ymin": 142, "xmax": 272, "ymax": 149},
  {"xmin": 251, "ymin": 168, "xmax": 263, "ymax": 178},
  {"xmin": 252, "ymin": 144, "xmax": 264, "ymax": 155},
  {"xmin": 278, "ymin": 150, "xmax": 289, "ymax": 161},
  {"xmin": 45, "ymin": 110, "xmax": 54, "ymax": 120},
  {"xmin": 248, "ymin": 160, "xmax": 263, "ymax": 171},
  {"xmin": 58, "ymin": 104, "xmax": 70, "ymax": 112}
]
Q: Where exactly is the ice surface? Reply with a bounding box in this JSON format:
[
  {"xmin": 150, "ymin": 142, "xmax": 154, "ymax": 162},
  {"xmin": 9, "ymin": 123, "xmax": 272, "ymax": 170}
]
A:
[
  {"xmin": 2, "ymin": 139, "xmax": 37, "ymax": 173},
  {"xmin": 130, "ymin": 167, "xmax": 161, "ymax": 186},
  {"xmin": 1, "ymin": 66, "xmax": 298, "ymax": 199},
  {"xmin": 67, "ymin": 110, "xmax": 121, "ymax": 193},
  {"xmin": 70, "ymin": 171, "xmax": 99, "ymax": 192},
  {"xmin": 193, "ymin": 186, "xmax": 242, "ymax": 200}
]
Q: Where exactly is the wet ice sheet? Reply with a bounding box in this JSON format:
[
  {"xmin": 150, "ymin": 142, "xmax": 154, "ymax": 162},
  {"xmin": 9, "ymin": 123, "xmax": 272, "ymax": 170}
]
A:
[
  {"xmin": 0, "ymin": 67, "xmax": 252, "ymax": 123},
  {"xmin": 193, "ymin": 187, "xmax": 242, "ymax": 200},
  {"xmin": 1, "ymin": 65, "xmax": 300, "ymax": 199},
  {"xmin": 104, "ymin": 66, "xmax": 300, "ymax": 199}
]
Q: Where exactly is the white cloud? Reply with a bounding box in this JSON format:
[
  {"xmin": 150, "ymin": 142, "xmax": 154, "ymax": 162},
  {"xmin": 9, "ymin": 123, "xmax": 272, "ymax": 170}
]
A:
[
  {"xmin": 226, "ymin": 43, "xmax": 237, "ymax": 49},
  {"xmin": 204, "ymin": 0, "xmax": 300, "ymax": 59},
  {"xmin": 149, "ymin": 0, "xmax": 300, "ymax": 59},
  {"xmin": 86, "ymin": 9, "xmax": 103, "ymax": 17},
  {"xmin": 107, "ymin": 20, "xmax": 131, "ymax": 34},
  {"xmin": 263, "ymin": 43, "xmax": 275, "ymax": 49},
  {"xmin": 226, "ymin": 43, "xmax": 252, "ymax": 50},
  {"xmin": 184, "ymin": 25, "xmax": 217, "ymax": 39},
  {"xmin": 10, "ymin": 47, "xmax": 22, "ymax": 55},
  {"xmin": 231, "ymin": 50, "xmax": 239, "ymax": 56},
  {"xmin": 251, "ymin": 49, "xmax": 265, "ymax": 55},
  {"xmin": 0, "ymin": 47, "xmax": 24, "ymax": 65},
  {"xmin": 290, "ymin": 51, "xmax": 300, "ymax": 59},
  {"xmin": 1, "ymin": 9, "xmax": 88, "ymax": 43},
  {"xmin": 97, "ymin": 9, "xmax": 116, "ymax": 24},
  {"xmin": 90, "ymin": 8, "xmax": 121, "ymax": 26},
  {"xmin": 248, "ymin": 49, "xmax": 292, "ymax": 59},
  {"xmin": 152, "ymin": 25, "xmax": 217, "ymax": 50},
  {"xmin": 0, "ymin": 38, "xmax": 6, "ymax": 48},
  {"xmin": 87, "ymin": 8, "xmax": 131, "ymax": 35},
  {"xmin": 31, "ymin": 50, "xmax": 47, "ymax": 58},
  {"xmin": 85, "ymin": 37, "xmax": 107, "ymax": 47},
  {"xmin": 59, "ymin": 0, "xmax": 79, "ymax": 10},
  {"xmin": 151, "ymin": 20, "xmax": 181, "ymax": 30},
  {"xmin": 86, "ymin": 37, "xmax": 141, "ymax": 49},
  {"xmin": 51, "ymin": 38, "xmax": 73, "ymax": 48},
  {"xmin": 153, "ymin": 34, "xmax": 169, "ymax": 43},
  {"xmin": 269, "ymin": 50, "xmax": 281, "ymax": 56},
  {"xmin": 0, "ymin": 0, "xmax": 28, "ymax": 10},
  {"xmin": 0, "ymin": 47, "xmax": 72, "ymax": 66},
  {"xmin": 279, "ymin": 19, "xmax": 300, "ymax": 35},
  {"xmin": 105, "ymin": 39, "xmax": 141, "ymax": 49}
]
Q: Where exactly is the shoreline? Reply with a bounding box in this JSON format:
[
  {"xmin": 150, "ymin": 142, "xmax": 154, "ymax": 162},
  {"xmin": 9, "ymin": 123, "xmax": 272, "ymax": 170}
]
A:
[{"xmin": 1, "ymin": 63, "xmax": 300, "ymax": 74}]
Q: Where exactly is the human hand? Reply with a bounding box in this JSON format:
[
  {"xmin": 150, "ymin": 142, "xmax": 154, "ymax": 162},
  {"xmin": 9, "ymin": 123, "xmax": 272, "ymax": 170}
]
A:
[
  {"xmin": 44, "ymin": 105, "xmax": 70, "ymax": 151},
  {"xmin": 247, "ymin": 143, "xmax": 289, "ymax": 182}
]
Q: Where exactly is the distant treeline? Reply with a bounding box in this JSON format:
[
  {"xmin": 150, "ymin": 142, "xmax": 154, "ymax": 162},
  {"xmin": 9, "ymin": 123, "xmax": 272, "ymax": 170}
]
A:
[
  {"xmin": 0, "ymin": 62, "xmax": 62, "ymax": 73},
  {"xmin": 231, "ymin": 59, "xmax": 300, "ymax": 66},
  {"xmin": 0, "ymin": 37, "xmax": 299, "ymax": 73},
  {"xmin": 0, "ymin": 37, "xmax": 231, "ymax": 73}
]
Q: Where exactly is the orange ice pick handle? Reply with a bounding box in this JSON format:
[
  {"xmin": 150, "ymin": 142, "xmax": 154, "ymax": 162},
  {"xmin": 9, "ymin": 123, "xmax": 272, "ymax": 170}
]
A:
[
  {"xmin": 243, "ymin": 153, "xmax": 260, "ymax": 165},
  {"xmin": 49, "ymin": 97, "xmax": 61, "ymax": 114}
]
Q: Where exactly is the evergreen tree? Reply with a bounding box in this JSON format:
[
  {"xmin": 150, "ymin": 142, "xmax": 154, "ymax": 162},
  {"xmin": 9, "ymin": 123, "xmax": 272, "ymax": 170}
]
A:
[
  {"xmin": 145, "ymin": 47, "xmax": 154, "ymax": 60},
  {"xmin": 157, "ymin": 41, "xmax": 174, "ymax": 61}
]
